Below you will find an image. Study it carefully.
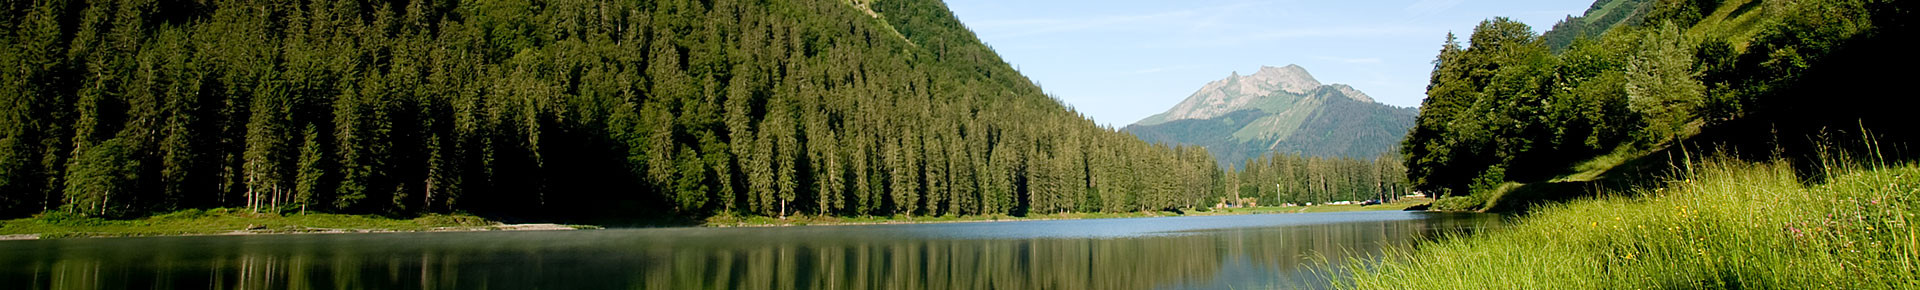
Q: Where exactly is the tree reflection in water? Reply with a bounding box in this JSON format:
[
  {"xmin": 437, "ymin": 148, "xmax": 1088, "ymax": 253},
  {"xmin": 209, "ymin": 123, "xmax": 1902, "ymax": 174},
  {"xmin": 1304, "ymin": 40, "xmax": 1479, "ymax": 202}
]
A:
[{"xmin": 0, "ymin": 212, "xmax": 1500, "ymax": 289}]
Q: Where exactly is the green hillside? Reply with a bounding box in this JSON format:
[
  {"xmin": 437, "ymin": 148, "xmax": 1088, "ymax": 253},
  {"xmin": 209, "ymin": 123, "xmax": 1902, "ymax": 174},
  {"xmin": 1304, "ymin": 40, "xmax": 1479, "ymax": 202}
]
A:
[
  {"xmin": 1349, "ymin": 0, "xmax": 1920, "ymax": 287},
  {"xmin": 1541, "ymin": 0, "xmax": 1657, "ymax": 51},
  {"xmin": 1402, "ymin": 0, "xmax": 1918, "ymax": 208},
  {"xmin": 0, "ymin": 0, "xmax": 1236, "ymax": 222}
]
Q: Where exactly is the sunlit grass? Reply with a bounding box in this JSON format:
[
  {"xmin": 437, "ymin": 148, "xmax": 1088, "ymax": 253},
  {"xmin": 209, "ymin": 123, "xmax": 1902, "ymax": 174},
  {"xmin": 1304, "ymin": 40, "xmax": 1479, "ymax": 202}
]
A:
[
  {"xmin": 1692, "ymin": 0, "xmax": 1775, "ymax": 48},
  {"xmin": 1559, "ymin": 145, "xmax": 1647, "ymax": 183},
  {"xmin": 1339, "ymin": 157, "xmax": 1920, "ymax": 289}
]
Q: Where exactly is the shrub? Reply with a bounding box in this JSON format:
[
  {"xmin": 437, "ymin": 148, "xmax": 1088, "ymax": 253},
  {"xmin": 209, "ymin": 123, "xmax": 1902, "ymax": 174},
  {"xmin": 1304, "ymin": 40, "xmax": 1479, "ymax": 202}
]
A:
[
  {"xmin": 149, "ymin": 209, "xmax": 208, "ymax": 220},
  {"xmin": 1432, "ymin": 195, "xmax": 1485, "ymax": 212},
  {"xmin": 413, "ymin": 214, "xmax": 491, "ymax": 227},
  {"xmin": 33, "ymin": 211, "xmax": 103, "ymax": 227}
]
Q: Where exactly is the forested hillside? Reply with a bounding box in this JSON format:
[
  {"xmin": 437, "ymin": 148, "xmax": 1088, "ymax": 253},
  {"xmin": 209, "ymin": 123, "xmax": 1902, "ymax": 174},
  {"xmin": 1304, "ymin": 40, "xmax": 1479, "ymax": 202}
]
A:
[
  {"xmin": 0, "ymin": 0, "xmax": 1253, "ymax": 221},
  {"xmin": 1402, "ymin": 0, "xmax": 1916, "ymax": 203}
]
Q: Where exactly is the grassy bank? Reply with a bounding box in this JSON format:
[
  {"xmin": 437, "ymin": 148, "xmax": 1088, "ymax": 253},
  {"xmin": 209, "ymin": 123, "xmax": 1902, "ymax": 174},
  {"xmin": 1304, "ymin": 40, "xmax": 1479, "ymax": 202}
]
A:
[
  {"xmin": 704, "ymin": 198, "xmax": 1433, "ymax": 227},
  {"xmin": 1341, "ymin": 158, "xmax": 1920, "ymax": 288},
  {"xmin": 0, "ymin": 209, "xmax": 583, "ymax": 239}
]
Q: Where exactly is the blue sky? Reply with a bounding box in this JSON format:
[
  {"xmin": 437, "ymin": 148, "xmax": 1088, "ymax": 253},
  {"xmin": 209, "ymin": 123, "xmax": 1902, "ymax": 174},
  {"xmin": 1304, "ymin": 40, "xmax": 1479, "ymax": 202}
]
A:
[{"xmin": 943, "ymin": 0, "xmax": 1596, "ymax": 126}]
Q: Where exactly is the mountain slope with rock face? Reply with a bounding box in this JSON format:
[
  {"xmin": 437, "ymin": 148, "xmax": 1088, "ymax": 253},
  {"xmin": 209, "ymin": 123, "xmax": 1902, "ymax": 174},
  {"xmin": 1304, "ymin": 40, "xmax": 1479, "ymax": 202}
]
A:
[{"xmin": 1123, "ymin": 65, "xmax": 1415, "ymax": 167}]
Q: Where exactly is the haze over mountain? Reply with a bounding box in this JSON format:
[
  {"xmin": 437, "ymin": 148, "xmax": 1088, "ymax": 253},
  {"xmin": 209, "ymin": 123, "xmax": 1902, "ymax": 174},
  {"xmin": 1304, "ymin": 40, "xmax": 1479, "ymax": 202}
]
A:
[{"xmin": 1123, "ymin": 65, "xmax": 1415, "ymax": 167}]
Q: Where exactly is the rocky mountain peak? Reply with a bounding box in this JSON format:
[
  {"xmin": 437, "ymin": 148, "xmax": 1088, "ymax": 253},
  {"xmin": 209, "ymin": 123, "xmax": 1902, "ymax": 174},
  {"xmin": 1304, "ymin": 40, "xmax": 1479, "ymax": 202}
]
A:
[
  {"xmin": 1123, "ymin": 64, "xmax": 1416, "ymax": 167},
  {"xmin": 1135, "ymin": 64, "xmax": 1351, "ymax": 125},
  {"xmin": 1327, "ymin": 84, "xmax": 1375, "ymax": 103},
  {"xmin": 1250, "ymin": 65, "xmax": 1319, "ymax": 93},
  {"xmin": 1241, "ymin": 64, "xmax": 1321, "ymax": 95}
]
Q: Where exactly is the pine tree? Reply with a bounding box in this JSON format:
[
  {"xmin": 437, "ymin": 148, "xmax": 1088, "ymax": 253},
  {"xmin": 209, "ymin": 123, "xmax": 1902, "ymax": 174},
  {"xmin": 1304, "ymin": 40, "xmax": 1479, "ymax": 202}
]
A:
[
  {"xmin": 1625, "ymin": 22, "xmax": 1705, "ymax": 143},
  {"xmin": 722, "ymin": 64, "xmax": 757, "ymax": 214},
  {"xmin": 849, "ymin": 132, "xmax": 874, "ymax": 215},
  {"xmin": 242, "ymin": 79, "xmax": 291, "ymax": 213},
  {"xmin": 294, "ymin": 125, "xmax": 326, "ymax": 214},
  {"xmin": 772, "ymin": 111, "xmax": 798, "ymax": 218},
  {"xmin": 884, "ymin": 134, "xmax": 907, "ymax": 216},
  {"xmin": 947, "ymin": 127, "xmax": 977, "ymax": 215},
  {"xmin": 924, "ymin": 133, "xmax": 949, "ymax": 216},
  {"xmin": 985, "ymin": 136, "xmax": 1016, "ymax": 215},
  {"xmin": 674, "ymin": 147, "xmax": 709, "ymax": 212},
  {"xmin": 806, "ymin": 111, "xmax": 843, "ymax": 215},
  {"xmin": 62, "ymin": 138, "xmax": 137, "ymax": 217},
  {"xmin": 333, "ymin": 84, "xmax": 370, "ymax": 211},
  {"xmin": 748, "ymin": 120, "xmax": 776, "ymax": 215}
]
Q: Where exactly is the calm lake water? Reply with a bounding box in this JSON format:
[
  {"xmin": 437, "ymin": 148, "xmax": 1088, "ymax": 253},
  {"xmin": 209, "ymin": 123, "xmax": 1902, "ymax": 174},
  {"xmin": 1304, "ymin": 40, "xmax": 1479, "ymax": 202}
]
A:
[{"xmin": 0, "ymin": 211, "xmax": 1500, "ymax": 289}]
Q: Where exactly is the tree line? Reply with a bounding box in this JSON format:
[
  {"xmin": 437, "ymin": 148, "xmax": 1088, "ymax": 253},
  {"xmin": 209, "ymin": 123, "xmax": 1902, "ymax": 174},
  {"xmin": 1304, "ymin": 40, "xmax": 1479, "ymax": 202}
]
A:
[{"xmin": 1226, "ymin": 153, "xmax": 1411, "ymax": 206}]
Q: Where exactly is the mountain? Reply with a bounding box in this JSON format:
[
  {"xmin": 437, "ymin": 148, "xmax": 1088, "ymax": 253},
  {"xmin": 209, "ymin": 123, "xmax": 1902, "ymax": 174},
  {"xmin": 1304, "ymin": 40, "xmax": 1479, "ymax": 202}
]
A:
[{"xmin": 1123, "ymin": 65, "xmax": 1415, "ymax": 167}]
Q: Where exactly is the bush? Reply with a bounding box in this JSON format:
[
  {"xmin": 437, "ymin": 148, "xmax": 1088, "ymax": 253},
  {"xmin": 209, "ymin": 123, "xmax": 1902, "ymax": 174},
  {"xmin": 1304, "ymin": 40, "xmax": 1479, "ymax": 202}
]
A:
[
  {"xmin": 33, "ymin": 211, "xmax": 104, "ymax": 227},
  {"xmin": 1432, "ymin": 195, "xmax": 1486, "ymax": 212},
  {"xmin": 149, "ymin": 209, "xmax": 209, "ymax": 220},
  {"xmin": 413, "ymin": 214, "xmax": 491, "ymax": 227}
]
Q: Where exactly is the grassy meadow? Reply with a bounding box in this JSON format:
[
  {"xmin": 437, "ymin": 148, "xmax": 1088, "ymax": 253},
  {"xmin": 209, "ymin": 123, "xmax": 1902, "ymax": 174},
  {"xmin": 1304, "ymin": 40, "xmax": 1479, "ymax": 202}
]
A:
[{"xmin": 1341, "ymin": 157, "xmax": 1920, "ymax": 289}]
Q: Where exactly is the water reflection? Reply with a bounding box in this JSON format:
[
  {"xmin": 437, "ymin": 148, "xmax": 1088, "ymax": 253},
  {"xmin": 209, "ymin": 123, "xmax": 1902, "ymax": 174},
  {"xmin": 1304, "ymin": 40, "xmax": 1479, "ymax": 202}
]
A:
[{"xmin": 0, "ymin": 211, "xmax": 1500, "ymax": 289}]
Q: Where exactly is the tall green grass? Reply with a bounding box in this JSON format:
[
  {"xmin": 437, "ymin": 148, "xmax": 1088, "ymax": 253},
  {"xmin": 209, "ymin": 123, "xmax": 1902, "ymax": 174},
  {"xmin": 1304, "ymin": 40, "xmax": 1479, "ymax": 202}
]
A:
[{"xmin": 1340, "ymin": 156, "xmax": 1920, "ymax": 288}]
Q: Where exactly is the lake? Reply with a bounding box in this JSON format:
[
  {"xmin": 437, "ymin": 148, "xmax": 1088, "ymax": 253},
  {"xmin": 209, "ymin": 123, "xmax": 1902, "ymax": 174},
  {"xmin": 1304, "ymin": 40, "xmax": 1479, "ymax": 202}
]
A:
[{"xmin": 0, "ymin": 211, "xmax": 1500, "ymax": 289}]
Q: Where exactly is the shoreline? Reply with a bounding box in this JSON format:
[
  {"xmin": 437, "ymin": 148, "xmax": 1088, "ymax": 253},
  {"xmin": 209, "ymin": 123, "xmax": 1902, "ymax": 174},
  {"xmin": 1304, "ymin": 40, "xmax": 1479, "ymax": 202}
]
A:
[
  {"xmin": 0, "ymin": 223, "xmax": 589, "ymax": 241},
  {"xmin": 0, "ymin": 209, "xmax": 597, "ymax": 241},
  {"xmin": 3, "ymin": 199, "xmax": 1429, "ymax": 240},
  {"xmin": 704, "ymin": 197, "xmax": 1434, "ymax": 228}
]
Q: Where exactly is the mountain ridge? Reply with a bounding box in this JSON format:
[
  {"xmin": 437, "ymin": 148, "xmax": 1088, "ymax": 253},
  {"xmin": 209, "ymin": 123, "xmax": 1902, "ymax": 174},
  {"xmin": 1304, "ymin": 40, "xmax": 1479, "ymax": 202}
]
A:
[
  {"xmin": 1123, "ymin": 65, "xmax": 1414, "ymax": 167},
  {"xmin": 1133, "ymin": 64, "xmax": 1374, "ymax": 126}
]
